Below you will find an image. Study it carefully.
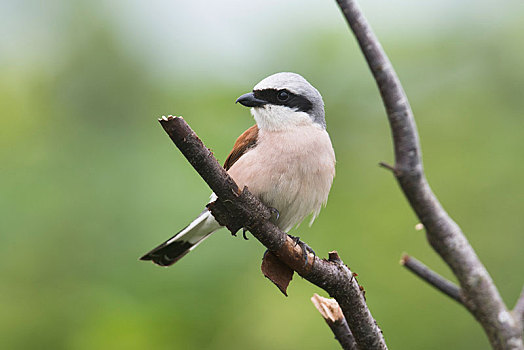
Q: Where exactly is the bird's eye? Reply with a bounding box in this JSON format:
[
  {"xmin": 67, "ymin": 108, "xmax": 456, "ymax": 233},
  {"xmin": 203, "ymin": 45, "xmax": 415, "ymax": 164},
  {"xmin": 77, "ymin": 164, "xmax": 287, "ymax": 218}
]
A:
[{"xmin": 277, "ymin": 90, "xmax": 289, "ymax": 101}]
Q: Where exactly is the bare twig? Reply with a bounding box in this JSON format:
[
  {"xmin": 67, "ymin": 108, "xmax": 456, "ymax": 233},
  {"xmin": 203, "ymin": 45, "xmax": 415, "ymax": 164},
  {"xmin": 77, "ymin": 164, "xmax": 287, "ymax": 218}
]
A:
[
  {"xmin": 312, "ymin": 294, "xmax": 358, "ymax": 350},
  {"xmin": 335, "ymin": 0, "xmax": 523, "ymax": 348},
  {"xmin": 159, "ymin": 116, "xmax": 388, "ymax": 350},
  {"xmin": 378, "ymin": 161, "xmax": 396, "ymax": 173},
  {"xmin": 400, "ymin": 254, "xmax": 462, "ymax": 304}
]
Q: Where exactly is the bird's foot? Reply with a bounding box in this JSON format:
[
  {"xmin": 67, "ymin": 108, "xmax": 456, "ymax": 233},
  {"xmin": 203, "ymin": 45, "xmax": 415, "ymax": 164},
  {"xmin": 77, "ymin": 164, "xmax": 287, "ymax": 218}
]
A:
[
  {"xmin": 288, "ymin": 234, "xmax": 316, "ymax": 267},
  {"xmin": 242, "ymin": 228, "xmax": 249, "ymax": 240}
]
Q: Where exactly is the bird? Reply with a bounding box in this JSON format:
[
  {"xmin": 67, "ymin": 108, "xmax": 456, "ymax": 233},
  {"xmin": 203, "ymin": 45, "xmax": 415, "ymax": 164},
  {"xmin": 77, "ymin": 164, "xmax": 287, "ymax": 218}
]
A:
[{"xmin": 140, "ymin": 72, "xmax": 336, "ymax": 267}]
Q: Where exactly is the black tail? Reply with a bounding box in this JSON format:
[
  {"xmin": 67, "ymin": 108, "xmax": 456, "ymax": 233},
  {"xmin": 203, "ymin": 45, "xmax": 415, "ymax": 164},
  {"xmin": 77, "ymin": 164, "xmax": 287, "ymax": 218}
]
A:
[
  {"xmin": 140, "ymin": 239, "xmax": 194, "ymax": 266},
  {"xmin": 140, "ymin": 210, "xmax": 218, "ymax": 267}
]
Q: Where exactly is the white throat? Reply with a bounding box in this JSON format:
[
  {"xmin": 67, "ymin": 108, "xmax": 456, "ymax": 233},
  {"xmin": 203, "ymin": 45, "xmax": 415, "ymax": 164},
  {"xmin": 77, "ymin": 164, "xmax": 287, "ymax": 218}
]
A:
[{"xmin": 251, "ymin": 105, "xmax": 314, "ymax": 131}]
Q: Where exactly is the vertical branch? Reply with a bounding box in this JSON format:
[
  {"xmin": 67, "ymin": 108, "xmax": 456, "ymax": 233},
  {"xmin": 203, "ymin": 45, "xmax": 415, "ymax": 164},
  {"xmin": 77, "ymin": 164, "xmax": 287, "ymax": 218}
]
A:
[{"xmin": 335, "ymin": 0, "xmax": 524, "ymax": 348}]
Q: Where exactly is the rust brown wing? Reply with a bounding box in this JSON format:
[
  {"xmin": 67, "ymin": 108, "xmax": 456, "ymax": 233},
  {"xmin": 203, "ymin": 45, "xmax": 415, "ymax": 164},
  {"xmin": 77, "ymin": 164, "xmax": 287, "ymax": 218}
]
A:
[{"xmin": 223, "ymin": 125, "xmax": 259, "ymax": 170}]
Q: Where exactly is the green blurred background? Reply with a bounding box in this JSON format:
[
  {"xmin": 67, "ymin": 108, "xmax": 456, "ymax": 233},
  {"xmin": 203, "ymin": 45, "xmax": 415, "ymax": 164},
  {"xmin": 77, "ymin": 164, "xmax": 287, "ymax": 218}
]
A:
[{"xmin": 1, "ymin": 1, "xmax": 523, "ymax": 349}]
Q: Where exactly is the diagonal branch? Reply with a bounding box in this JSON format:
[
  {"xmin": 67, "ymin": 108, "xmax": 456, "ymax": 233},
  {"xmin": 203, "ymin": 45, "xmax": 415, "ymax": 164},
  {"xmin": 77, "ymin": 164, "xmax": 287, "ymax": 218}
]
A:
[
  {"xmin": 400, "ymin": 254, "xmax": 462, "ymax": 305},
  {"xmin": 159, "ymin": 115, "xmax": 388, "ymax": 350},
  {"xmin": 335, "ymin": 0, "xmax": 523, "ymax": 348}
]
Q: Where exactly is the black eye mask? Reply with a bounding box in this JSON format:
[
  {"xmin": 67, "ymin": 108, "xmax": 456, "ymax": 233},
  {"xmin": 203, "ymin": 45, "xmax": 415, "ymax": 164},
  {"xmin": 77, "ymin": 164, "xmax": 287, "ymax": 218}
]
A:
[{"xmin": 253, "ymin": 89, "xmax": 313, "ymax": 113}]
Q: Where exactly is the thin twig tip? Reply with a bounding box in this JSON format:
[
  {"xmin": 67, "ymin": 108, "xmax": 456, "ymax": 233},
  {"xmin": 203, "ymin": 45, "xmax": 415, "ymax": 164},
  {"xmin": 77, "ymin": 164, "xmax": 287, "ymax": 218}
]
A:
[
  {"xmin": 378, "ymin": 161, "xmax": 396, "ymax": 173},
  {"xmin": 400, "ymin": 253, "xmax": 410, "ymax": 265}
]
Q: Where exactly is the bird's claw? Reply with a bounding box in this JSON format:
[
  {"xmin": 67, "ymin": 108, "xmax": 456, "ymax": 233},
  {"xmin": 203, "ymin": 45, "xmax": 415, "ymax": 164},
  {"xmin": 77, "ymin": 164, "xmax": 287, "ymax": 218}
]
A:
[
  {"xmin": 288, "ymin": 234, "xmax": 316, "ymax": 267},
  {"xmin": 242, "ymin": 228, "xmax": 249, "ymax": 240}
]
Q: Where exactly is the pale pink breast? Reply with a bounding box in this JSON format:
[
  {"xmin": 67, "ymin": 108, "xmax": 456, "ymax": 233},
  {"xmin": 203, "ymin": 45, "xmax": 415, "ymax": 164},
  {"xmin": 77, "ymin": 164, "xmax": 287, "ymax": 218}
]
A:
[{"xmin": 227, "ymin": 125, "xmax": 335, "ymax": 232}]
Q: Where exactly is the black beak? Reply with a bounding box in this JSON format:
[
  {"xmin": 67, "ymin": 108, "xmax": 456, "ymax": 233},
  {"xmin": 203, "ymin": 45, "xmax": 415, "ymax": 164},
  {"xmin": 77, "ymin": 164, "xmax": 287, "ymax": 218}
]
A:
[{"xmin": 235, "ymin": 92, "xmax": 266, "ymax": 107}]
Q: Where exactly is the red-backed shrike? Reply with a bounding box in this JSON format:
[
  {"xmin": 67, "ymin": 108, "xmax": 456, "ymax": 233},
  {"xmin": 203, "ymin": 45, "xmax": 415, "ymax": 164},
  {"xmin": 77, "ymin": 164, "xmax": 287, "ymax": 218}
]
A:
[{"xmin": 140, "ymin": 72, "xmax": 336, "ymax": 266}]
